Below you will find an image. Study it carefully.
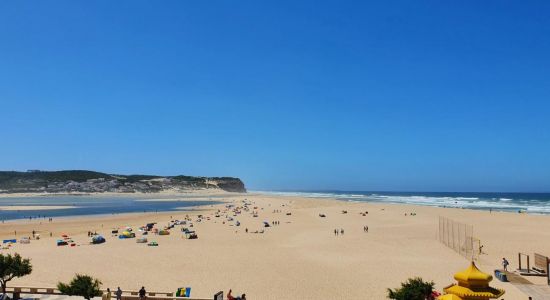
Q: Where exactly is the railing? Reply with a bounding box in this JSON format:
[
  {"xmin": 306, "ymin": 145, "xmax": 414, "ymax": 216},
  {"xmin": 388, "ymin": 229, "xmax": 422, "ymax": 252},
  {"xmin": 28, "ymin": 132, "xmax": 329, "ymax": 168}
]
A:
[{"xmin": 4, "ymin": 287, "xmax": 214, "ymax": 300}]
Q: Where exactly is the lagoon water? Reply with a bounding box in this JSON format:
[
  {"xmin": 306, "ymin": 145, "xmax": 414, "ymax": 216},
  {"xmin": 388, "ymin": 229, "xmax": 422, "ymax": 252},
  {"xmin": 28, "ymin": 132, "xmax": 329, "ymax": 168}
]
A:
[
  {"xmin": 0, "ymin": 195, "xmax": 220, "ymax": 220},
  {"xmin": 259, "ymin": 191, "xmax": 550, "ymax": 214}
]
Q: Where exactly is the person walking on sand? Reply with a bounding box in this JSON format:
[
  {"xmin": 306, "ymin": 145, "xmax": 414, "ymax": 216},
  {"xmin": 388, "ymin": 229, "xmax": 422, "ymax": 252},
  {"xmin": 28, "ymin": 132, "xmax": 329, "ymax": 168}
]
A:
[
  {"xmin": 103, "ymin": 288, "xmax": 111, "ymax": 300},
  {"xmin": 116, "ymin": 287, "xmax": 122, "ymax": 300},
  {"xmin": 340, "ymin": 228, "xmax": 344, "ymax": 235},
  {"xmin": 502, "ymin": 258, "xmax": 509, "ymax": 271},
  {"xmin": 139, "ymin": 287, "xmax": 146, "ymax": 300}
]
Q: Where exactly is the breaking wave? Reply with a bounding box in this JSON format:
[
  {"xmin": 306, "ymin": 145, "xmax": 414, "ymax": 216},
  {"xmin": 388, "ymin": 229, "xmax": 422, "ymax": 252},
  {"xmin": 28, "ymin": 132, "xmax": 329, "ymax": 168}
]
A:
[{"xmin": 255, "ymin": 191, "xmax": 550, "ymax": 214}]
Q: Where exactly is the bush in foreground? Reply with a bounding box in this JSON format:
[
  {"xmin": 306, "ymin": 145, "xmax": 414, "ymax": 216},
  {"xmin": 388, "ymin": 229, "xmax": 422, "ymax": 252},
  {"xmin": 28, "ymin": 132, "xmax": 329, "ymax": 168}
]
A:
[
  {"xmin": 387, "ymin": 277, "xmax": 435, "ymax": 300},
  {"xmin": 0, "ymin": 253, "xmax": 32, "ymax": 294},
  {"xmin": 58, "ymin": 274, "xmax": 102, "ymax": 300}
]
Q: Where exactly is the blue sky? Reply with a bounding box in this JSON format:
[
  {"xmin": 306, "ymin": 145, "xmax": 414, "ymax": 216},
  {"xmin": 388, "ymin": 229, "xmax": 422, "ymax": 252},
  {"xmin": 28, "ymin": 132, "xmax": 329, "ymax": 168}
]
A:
[{"xmin": 1, "ymin": 1, "xmax": 549, "ymax": 192}]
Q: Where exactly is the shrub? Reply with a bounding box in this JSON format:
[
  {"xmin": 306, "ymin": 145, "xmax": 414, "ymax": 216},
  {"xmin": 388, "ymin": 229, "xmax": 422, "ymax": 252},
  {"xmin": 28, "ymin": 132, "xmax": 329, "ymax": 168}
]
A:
[
  {"xmin": 58, "ymin": 274, "xmax": 102, "ymax": 300},
  {"xmin": 387, "ymin": 277, "xmax": 435, "ymax": 300},
  {"xmin": 0, "ymin": 253, "xmax": 32, "ymax": 294}
]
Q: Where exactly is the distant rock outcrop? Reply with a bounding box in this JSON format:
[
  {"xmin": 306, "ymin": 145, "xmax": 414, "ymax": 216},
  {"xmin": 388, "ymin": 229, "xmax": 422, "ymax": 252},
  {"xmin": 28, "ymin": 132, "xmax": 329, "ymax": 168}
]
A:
[{"xmin": 0, "ymin": 170, "xmax": 246, "ymax": 193}]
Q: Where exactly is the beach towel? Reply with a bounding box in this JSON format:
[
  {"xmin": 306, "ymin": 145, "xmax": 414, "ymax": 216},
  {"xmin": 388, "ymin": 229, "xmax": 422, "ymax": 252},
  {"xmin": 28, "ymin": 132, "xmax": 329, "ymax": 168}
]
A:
[{"xmin": 175, "ymin": 287, "xmax": 191, "ymax": 297}]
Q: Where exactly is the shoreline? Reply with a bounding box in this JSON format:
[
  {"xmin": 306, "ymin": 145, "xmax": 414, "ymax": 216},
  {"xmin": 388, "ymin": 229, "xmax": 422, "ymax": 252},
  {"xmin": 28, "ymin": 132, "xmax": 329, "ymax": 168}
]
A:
[{"xmin": 0, "ymin": 190, "xmax": 546, "ymax": 217}]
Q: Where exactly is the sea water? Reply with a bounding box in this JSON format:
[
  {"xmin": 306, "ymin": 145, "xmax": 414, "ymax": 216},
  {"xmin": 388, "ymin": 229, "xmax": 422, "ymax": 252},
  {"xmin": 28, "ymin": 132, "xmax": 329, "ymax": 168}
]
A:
[
  {"xmin": 0, "ymin": 195, "xmax": 221, "ymax": 220},
  {"xmin": 257, "ymin": 190, "xmax": 550, "ymax": 214}
]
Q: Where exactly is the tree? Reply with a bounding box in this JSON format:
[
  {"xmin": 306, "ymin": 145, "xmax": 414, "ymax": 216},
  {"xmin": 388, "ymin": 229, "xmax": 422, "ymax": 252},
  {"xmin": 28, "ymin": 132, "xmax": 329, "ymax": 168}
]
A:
[
  {"xmin": 0, "ymin": 253, "xmax": 32, "ymax": 294},
  {"xmin": 387, "ymin": 277, "xmax": 435, "ymax": 300},
  {"xmin": 57, "ymin": 274, "xmax": 102, "ymax": 300}
]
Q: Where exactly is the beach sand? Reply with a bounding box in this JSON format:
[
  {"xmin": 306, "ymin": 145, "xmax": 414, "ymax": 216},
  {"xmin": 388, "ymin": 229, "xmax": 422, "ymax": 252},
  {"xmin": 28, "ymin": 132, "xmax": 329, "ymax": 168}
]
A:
[{"xmin": 0, "ymin": 192, "xmax": 546, "ymax": 299}]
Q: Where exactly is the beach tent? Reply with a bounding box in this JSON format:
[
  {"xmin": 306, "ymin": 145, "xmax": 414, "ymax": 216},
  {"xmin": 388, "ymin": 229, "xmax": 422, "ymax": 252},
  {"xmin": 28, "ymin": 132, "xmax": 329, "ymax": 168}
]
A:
[
  {"xmin": 147, "ymin": 241, "xmax": 159, "ymax": 246},
  {"xmin": 3, "ymin": 239, "xmax": 16, "ymax": 244},
  {"xmin": 92, "ymin": 235, "xmax": 106, "ymax": 244},
  {"xmin": 185, "ymin": 232, "xmax": 198, "ymax": 239},
  {"xmin": 137, "ymin": 237, "xmax": 148, "ymax": 243},
  {"xmin": 263, "ymin": 222, "xmax": 270, "ymax": 227},
  {"xmin": 57, "ymin": 240, "xmax": 68, "ymax": 246},
  {"xmin": 121, "ymin": 231, "xmax": 135, "ymax": 238},
  {"xmin": 176, "ymin": 287, "xmax": 191, "ymax": 297},
  {"xmin": 20, "ymin": 238, "xmax": 30, "ymax": 244},
  {"xmin": 159, "ymin": 230, "xmax": 170, "ymax": 235}
]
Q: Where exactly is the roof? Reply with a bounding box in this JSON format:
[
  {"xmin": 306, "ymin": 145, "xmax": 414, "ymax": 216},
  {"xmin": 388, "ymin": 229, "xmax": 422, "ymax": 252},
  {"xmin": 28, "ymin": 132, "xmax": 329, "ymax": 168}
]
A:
[
  {"xmin": 444, "ymin": 284, "xmax": 505, "ymax": 299},
  {"xmin": 441, "ymin": 261, "xmax": 505, "ymax": 299},
  {"xmin": 438, "ymin": 294, "xmax": 463, "ymax": 300},
  {"xmin": 454, "ymin": 262, "xmax": 493, "ymax": 287}
]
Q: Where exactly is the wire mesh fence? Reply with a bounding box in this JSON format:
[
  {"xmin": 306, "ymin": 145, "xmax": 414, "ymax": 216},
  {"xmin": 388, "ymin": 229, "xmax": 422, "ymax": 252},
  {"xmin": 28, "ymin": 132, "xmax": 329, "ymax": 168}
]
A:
[{"xmin": 438, "ymin": 216, "xmax": 478, "ymax": 261}]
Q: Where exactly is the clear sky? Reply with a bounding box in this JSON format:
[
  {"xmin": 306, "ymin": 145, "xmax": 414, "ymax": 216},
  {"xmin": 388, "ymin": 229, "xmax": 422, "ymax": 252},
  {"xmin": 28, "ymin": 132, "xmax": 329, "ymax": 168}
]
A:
[{"xmin": 1, "ymin": 1, "xmax": 549, "ymax": 192}]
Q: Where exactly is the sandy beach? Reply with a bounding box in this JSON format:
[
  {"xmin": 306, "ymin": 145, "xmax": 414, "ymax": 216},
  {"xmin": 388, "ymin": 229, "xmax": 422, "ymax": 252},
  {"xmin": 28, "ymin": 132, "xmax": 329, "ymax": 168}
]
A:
[{"xmin": 0, "ymin": 191, "xmax": 547, "ymax": 299}]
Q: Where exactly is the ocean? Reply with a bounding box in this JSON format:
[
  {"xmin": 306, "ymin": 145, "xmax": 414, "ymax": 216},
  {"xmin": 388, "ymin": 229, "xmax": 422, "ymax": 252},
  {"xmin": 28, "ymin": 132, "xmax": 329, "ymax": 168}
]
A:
[
  {"xmin": 256, "ymin": 190, "xmax": 550, "ymax": 214},
  {"xmin": 0, "ymin": 195, "xmax": 221, "ymax": 221}
]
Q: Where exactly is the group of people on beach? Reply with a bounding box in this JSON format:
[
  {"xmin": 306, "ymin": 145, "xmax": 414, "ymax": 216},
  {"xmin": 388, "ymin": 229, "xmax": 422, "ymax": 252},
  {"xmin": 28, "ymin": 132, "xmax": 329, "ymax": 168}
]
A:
[
  {"xmin": 334, "ymin": 228, "xmax": 344, "ymax": 236},
  {"xmin": 102, "ymin": 287, "xmax": 123, "ymax": 300}
]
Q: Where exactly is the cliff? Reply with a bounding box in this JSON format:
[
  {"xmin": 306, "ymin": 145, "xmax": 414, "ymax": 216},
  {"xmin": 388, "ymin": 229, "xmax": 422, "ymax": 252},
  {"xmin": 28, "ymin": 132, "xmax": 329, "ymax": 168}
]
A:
[{"xmin": 0, "ymin": 170, "xmax": 246, "ymax": 193}]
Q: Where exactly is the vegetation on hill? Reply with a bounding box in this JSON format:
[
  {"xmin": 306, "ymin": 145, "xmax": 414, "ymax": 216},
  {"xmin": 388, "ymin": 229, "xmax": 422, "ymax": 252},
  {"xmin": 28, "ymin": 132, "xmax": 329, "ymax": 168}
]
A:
[{"xmin": 0, "ymin": 170, "xmax": 246, "ymax": 193}]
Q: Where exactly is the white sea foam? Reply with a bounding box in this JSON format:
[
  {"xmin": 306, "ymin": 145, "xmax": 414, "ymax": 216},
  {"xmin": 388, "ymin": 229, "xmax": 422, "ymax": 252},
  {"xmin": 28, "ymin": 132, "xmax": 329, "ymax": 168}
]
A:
[{"xmin": 255, "ymin": 191, "xmax": 550, "ymax": 214}]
